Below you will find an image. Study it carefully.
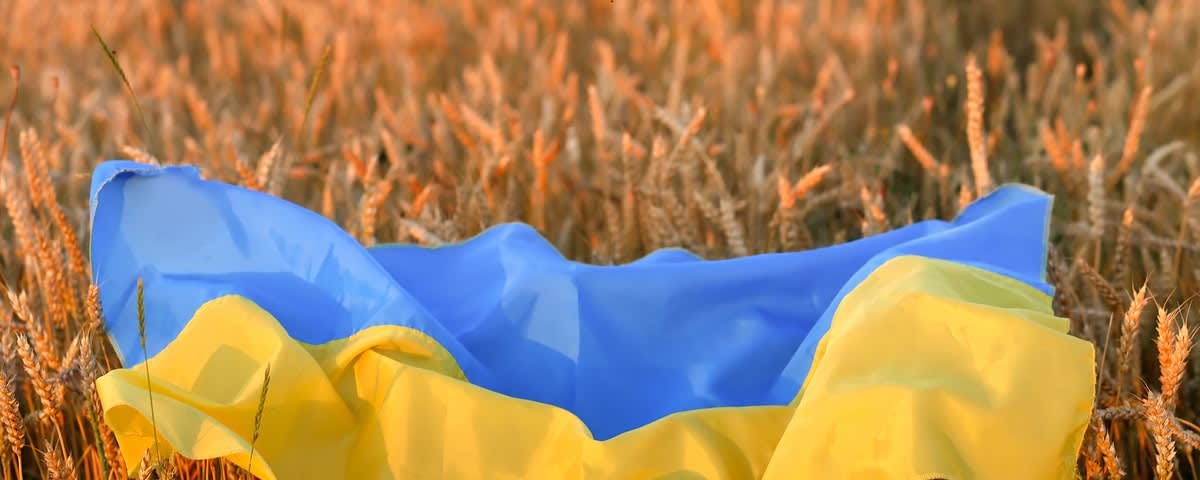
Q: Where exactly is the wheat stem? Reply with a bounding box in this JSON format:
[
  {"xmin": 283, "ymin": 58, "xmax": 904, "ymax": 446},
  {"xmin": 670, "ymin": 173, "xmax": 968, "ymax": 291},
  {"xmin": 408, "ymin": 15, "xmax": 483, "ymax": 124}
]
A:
[{"xmin": 137, "ymin": 278, "xmax": 164, "ymax": 475}]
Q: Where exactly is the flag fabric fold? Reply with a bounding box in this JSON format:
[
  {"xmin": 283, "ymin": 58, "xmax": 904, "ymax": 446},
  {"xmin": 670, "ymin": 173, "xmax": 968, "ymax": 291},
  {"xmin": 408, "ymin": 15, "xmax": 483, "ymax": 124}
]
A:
[{"xmin": 90, "ymin": 160, "xmax": 1095, "ymax": 479}]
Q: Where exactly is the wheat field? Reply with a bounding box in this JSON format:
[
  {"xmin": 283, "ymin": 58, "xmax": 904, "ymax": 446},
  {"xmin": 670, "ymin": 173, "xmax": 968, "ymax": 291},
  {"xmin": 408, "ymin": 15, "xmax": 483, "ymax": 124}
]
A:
[{"xmin": 1, "ymin": 0, "xmax": 1199, "ymax": 478}]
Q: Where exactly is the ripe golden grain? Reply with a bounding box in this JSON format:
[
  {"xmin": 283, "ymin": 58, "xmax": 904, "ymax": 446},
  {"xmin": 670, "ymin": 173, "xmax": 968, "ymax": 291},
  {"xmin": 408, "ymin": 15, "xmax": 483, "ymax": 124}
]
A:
[{"xmin": 0, "ymin": 1, "xmax": 1198, "ymax": 478}]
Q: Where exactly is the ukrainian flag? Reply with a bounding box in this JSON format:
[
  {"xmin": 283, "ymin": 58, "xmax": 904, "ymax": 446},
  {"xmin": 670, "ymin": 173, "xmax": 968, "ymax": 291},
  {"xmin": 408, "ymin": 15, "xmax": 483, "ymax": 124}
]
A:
[{"xmin": 91, "ymin": 160, "xmax": 1095, "ymax": 479}]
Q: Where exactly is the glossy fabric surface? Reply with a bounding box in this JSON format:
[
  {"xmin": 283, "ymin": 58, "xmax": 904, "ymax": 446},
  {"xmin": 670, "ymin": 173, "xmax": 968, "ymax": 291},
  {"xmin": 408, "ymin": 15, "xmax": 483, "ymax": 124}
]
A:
[
  {"xmin": 89, "ymin": 161, "xmax": 1059, "ymax": 441},
  {"xmin": 95, "ymin": 257, "xmax": 1094, "ymax": 479}
]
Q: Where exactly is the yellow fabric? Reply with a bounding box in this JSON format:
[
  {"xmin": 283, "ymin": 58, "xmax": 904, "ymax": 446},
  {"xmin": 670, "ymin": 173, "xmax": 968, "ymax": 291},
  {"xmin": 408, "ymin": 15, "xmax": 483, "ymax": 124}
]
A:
[
  {"xmin": 767, "ymin": 256, "xmax": 1095, "ymax": 479},
  {"xmin": 95, "ymin": 255, "xmax": 1095, "ymax": 479}
]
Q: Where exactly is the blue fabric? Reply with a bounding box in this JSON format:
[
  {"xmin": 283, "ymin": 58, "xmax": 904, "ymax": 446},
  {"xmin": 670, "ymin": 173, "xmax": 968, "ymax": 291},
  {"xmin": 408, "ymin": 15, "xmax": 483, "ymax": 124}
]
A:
[{"xmin": 90, "ymin": 160, "xmax": 1053, "ymax": 440}]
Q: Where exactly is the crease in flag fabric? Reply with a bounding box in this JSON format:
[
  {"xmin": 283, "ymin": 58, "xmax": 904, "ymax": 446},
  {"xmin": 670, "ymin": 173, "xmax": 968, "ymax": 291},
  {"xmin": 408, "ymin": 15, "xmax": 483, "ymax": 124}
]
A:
[{"xmin": 90, "ymin": 160, "xmax": 1096, "ymax": 479}]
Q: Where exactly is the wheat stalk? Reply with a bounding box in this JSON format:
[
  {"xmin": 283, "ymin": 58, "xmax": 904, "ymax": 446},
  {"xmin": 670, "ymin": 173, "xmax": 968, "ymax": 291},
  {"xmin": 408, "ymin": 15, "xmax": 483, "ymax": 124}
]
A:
[
  {"xmin": 137, "ymin": 278, "xmax": 165, "ymax": 476},
  {"xmin": 965, "ymin": 55, "xmax": 991, "ymax": 197},
  {"xmin": 1117, "ymin": 281, "xmax": 1150, "ymax": 400},
  {"xmin": 92, "ymin": 27, "xmax": 155, "ymax": 155},
  {"xmin": 246, "ymin": 364, "xmax": 271, "ymax": 478},
  {"xmin": 1088, "ymin": 154, "xmax": 1105, "ymax": 267},
  {"xmin": 0, "ymin": 361, "xmax": 24, "ymax": 470},
  {"xmin": 1145, "ymin": 392, "xmax": 1178, "ymax": 479},
  {"xmin": 0, "ymin": 1, "xmax": 1198, "ymax": 477},
  {"xmin": 1107, "ymin": 86, "xmax": 1152, "ymax": 188}
]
